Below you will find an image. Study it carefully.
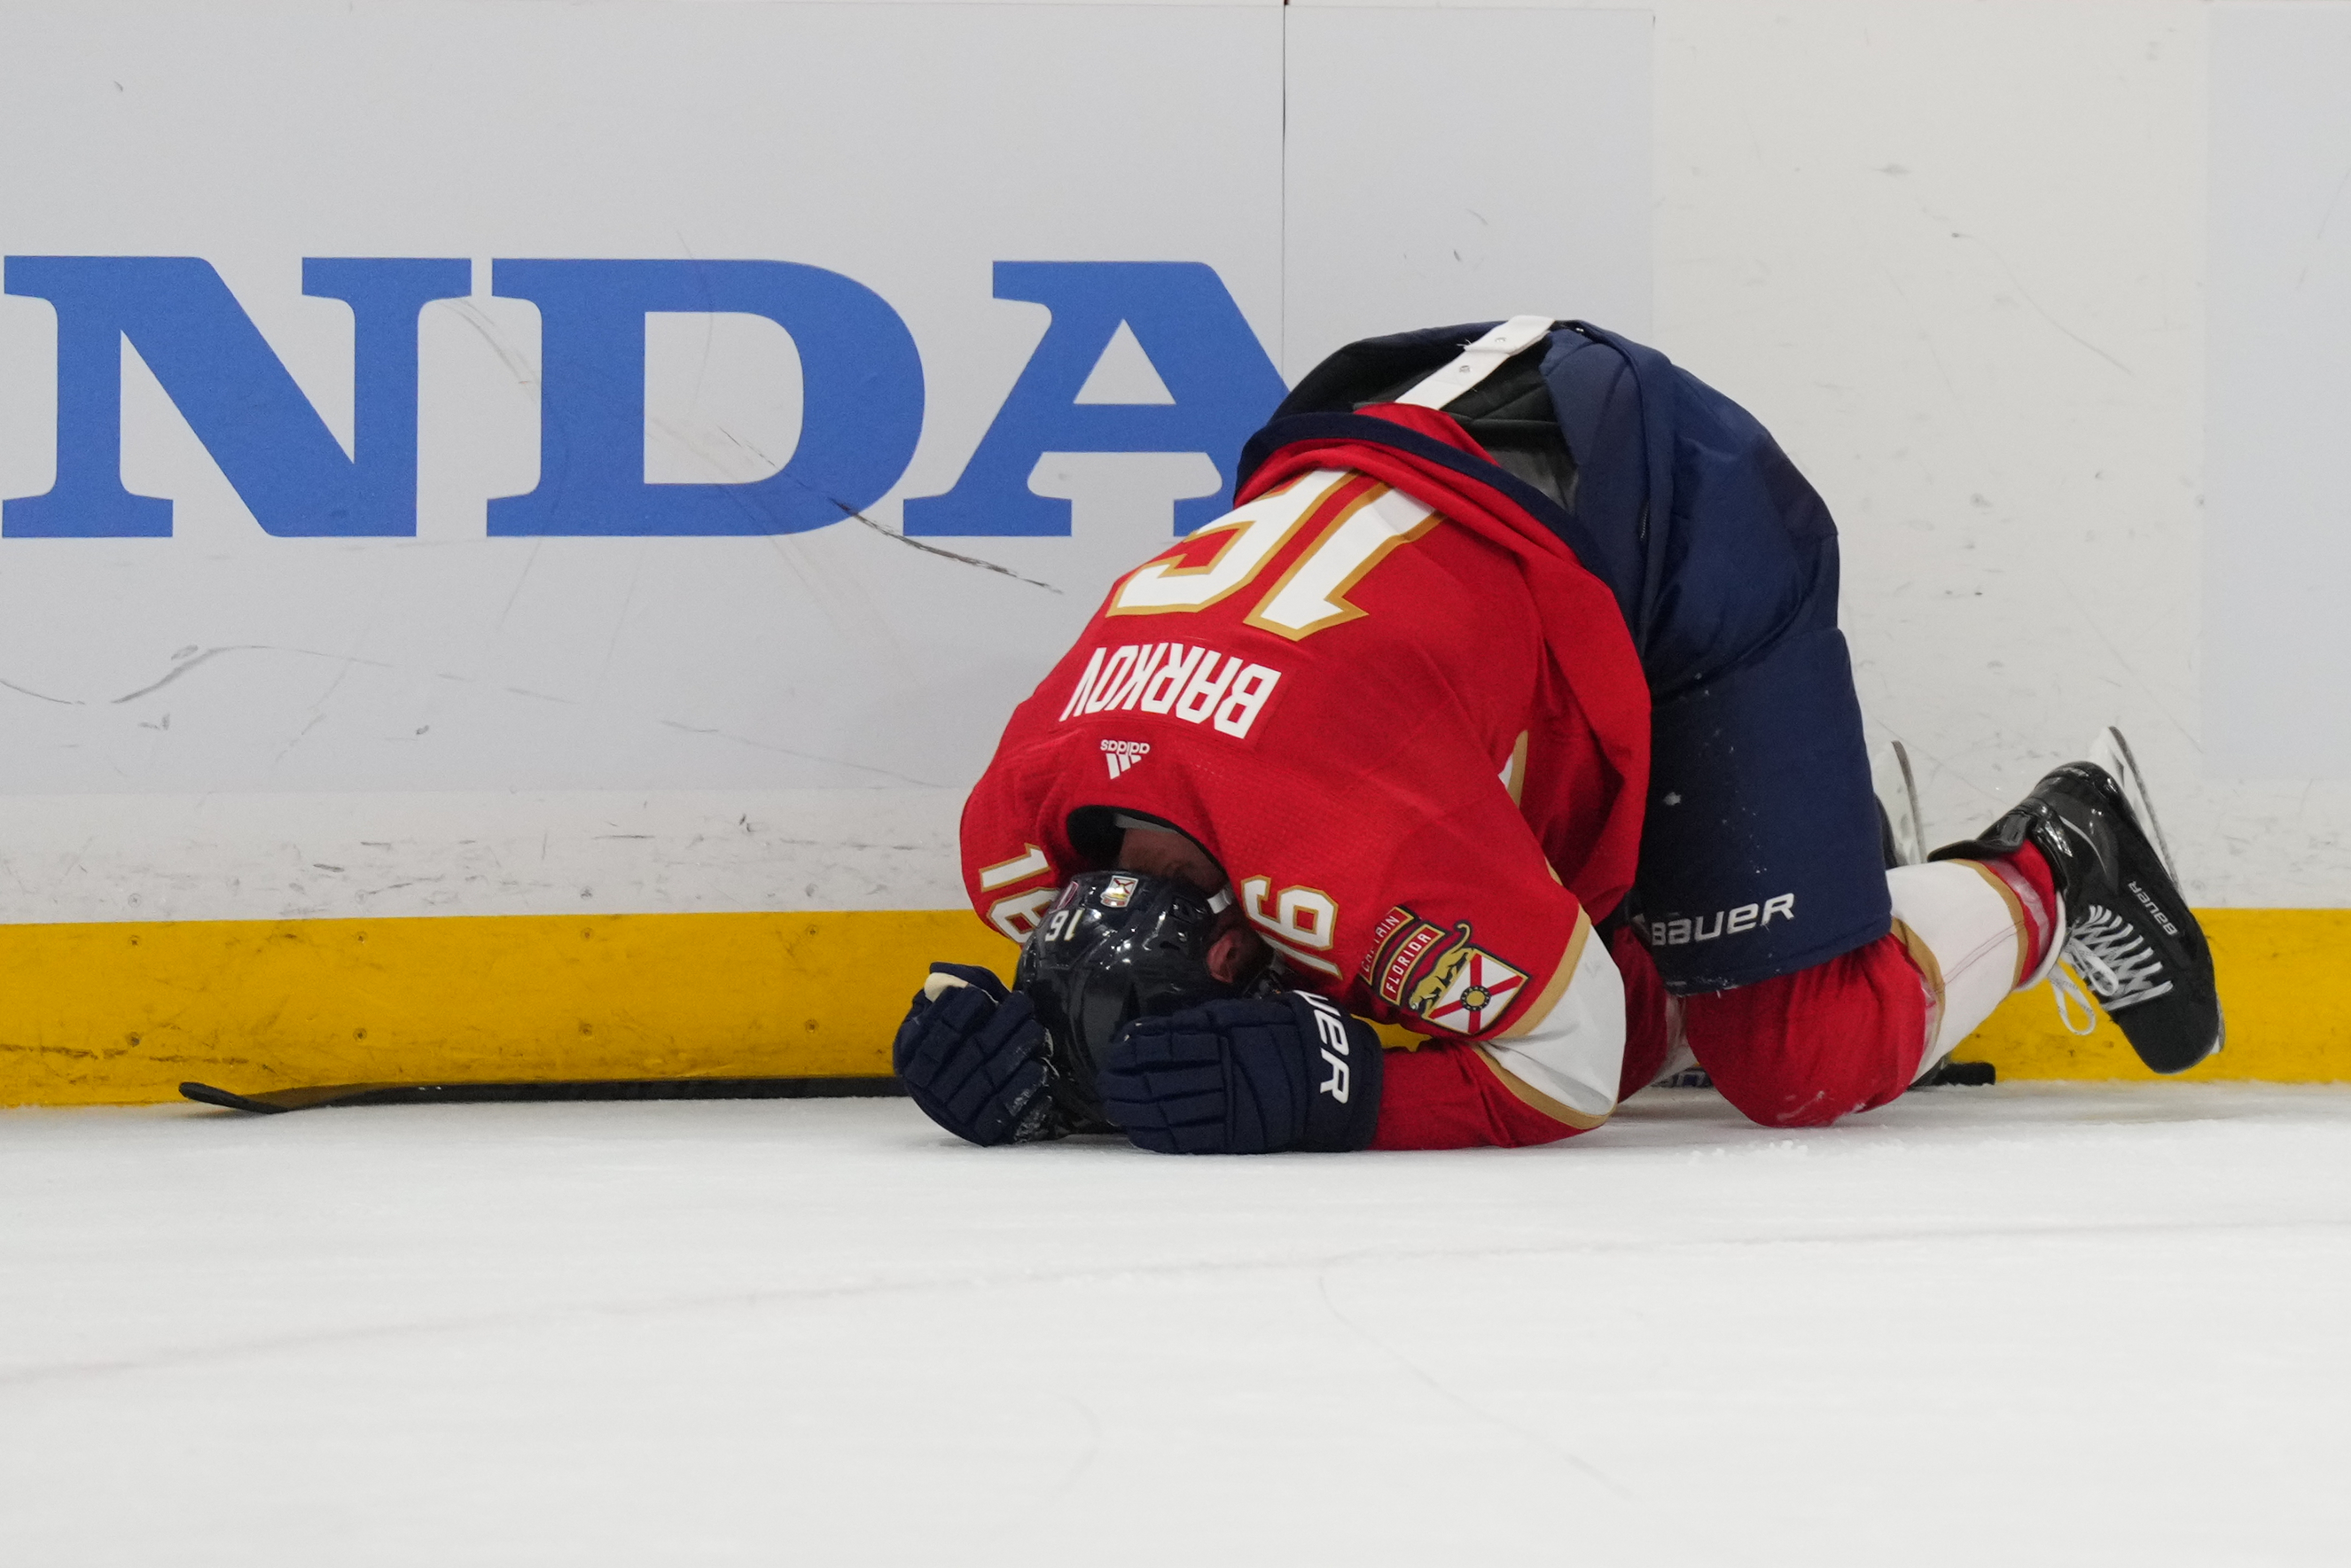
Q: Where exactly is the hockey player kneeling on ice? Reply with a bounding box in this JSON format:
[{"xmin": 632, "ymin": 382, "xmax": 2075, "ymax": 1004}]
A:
[{"xmin": 893, "ymin": 317, "xmax": 2224, "ymax": 1153}]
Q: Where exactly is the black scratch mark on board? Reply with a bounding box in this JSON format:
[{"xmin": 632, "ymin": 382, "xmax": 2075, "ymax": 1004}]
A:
[
  {"xmin": 111, "ymin": 646, "xmax": 394, "ymax": 706},
  {"xmin": 839, "ymin": 503, "xmax": 1063, "ymax": 594},
  {"xmin": 0, "ymin": 678, "xmax": 82, "ymax": 706}
]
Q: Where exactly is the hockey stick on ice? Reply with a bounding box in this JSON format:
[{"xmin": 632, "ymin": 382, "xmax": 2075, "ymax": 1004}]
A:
[{"xmin": 179, "ymin": 1076, "xmax": 907, "ymax": 1114}]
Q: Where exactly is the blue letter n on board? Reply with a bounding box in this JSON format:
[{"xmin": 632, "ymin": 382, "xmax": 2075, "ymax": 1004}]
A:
[{"xmin": 3, "ymin": 256, "xmax": 469, "ymax": 537}]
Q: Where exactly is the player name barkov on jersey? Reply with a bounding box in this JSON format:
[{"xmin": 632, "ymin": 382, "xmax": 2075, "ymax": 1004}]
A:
[{"xmin": 1057, "ymin": 640, "xmax": 1285, "ymax": 741}]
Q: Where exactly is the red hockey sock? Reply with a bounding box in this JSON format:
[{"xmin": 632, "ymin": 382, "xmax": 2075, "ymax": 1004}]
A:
[{"xmin": 1982, "ymin": 841, "xmax": 2059, "ymax": 974}]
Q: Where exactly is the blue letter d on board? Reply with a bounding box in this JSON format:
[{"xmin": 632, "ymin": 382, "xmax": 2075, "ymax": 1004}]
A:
[{"xmin": 488, "ymin": 260, "xmax": 924, "ymax": 535}]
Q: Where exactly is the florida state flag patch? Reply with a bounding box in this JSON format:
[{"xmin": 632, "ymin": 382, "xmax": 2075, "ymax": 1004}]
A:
[{"xmin": 1361, "ymin": 906, "xmax": 1528, "ymax": 1035}]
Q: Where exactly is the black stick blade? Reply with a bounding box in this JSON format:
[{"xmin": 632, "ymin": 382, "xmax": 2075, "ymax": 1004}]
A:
[{"xmin": 180, "ymin": 1081, "xmax": 300, "ymax": 1113}]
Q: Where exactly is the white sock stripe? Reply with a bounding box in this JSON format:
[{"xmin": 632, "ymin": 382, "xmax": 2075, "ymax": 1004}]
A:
[{"xmin": 1886, "ymin": 862, "xmax": 2033, "ymax": 1079}]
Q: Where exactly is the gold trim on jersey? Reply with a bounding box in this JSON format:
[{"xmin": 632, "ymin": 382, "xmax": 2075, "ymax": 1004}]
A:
[
  {"xmin": 1498, "ymin": 908, "xmax": 1593, "ymax": 1041},
  {"xmin": 1104, "ymin": 471, "xmax": 1349, "ymax": 620},
  {"xmin": 975, "ymin": 843, "xmax": 1053, "ymax": 892},
  {"xmin": 1240, "ymin": 484, "xmax": 1439, "ymax": 642},
  {"xmin": 1472, "ymin": 1046, "xmax": 1612, "ymax": 1131},
  {"xmin": 1501, "ymin": 730, "xmax": 1529, "ymax": 806}
]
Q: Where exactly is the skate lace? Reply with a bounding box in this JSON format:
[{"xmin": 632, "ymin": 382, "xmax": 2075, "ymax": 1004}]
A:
[
  {"xmin": 2048, "ymin": 966, "xmax": 2100, "ymax": 1036},
  {"xmin": 2049, "ymin": 902, "xmax": 2173, "ymax": 1034}
]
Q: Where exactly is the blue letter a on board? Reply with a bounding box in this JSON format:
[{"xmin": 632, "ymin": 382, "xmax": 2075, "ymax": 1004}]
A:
[{"xmin": 902, "ymin": 262, "xmax": 1285, "ymax": 538}]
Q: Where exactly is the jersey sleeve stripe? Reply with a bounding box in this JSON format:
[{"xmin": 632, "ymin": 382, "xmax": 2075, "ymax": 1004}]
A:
[
  {"xmin": 1474, "ymin": 907, "xmax": 1626, "ymax": 1124},
  {"xmin": 1471, "ymin": 1047, "xmax": 1612, "ymax": 1131},
  {"xmin": 1500, "ymin": 907, "xmax": 1593, "ymax": 1041}
]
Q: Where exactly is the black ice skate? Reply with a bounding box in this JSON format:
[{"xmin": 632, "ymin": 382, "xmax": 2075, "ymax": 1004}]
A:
[{"xmin": 1928, "ymin": 728, "xmax": 2222, "ymax": 1074}]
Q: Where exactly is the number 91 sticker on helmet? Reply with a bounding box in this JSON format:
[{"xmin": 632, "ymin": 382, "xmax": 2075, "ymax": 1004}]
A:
[{"xmin": 1015, "ymin": 870, "xmax": 1263, "ymax": 1128}]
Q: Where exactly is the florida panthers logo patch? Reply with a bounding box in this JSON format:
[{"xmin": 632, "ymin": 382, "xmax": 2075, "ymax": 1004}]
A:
[{"xmin": 1361, "ymin": 906, "xmax": 1527, "ymax": 1035}]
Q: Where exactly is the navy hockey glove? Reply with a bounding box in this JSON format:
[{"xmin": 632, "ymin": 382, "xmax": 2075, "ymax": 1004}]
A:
[
  {"xmin": 892, "ymin": 963, "xmax": 1066, "ymax": 1146},
  {"xmin": 1096, "ymin": 993, "xmax": 1384, "ymax": 1154}
]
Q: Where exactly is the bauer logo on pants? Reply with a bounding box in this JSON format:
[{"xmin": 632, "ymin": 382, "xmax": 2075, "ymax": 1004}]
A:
[{"xmin": 1640, "ymin": 894, "xmax": 1797, "ymax": 948}]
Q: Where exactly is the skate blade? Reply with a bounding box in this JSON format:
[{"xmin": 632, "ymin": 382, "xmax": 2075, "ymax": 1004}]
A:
[
  {"xmin": 1872, "ymin": 738, "xmax": 1925, "ymax": 868},
  {"xmin": 2083, "ymin": 726, "xmax": 2179, "ymax": 884},
  {"xmin": 2076, "ymin": 727, "xmax": 2222, "ymax": 1065}
]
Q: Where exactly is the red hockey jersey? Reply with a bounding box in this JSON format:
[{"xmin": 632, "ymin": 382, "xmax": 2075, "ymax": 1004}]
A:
[{"xmin": 960, "ymin": 406, "xmax": 1653, "ymax": 1141}]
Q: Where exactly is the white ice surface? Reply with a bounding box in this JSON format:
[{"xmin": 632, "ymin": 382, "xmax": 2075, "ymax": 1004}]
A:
[{"xmin": 4, "ymin": 1085, "xmax": 2348, "ymax": 1566}]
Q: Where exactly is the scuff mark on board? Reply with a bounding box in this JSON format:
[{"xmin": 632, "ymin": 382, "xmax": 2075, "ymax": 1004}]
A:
[
  {"xmin": 701, "ymin": 421, "xmax": 1059, "ymax": 592},
  {"xmin": 112, "ymin": 645, "xmax": 395, "ymax": 706},
  {"xmin": 653, "ymin": 718, "xmax": 941, "ymax": 787},
  {"xmin": 0, "ymin": 677, "xmax": 82, "ymax": 706},
  {"xmin": 837, "ymin": 503, "xmax": 1062, "ymax": 593}
]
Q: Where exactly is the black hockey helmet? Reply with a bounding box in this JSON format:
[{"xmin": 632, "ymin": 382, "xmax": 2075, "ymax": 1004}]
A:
[{"xmin": 1014, "ymin": 869, "xmax": 1247, "ymax": 1128}]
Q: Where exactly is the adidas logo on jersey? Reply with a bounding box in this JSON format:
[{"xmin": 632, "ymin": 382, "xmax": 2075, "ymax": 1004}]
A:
[{"xmin": 1102, "ymin": 739, "xmax": 1151, "ymax": 778}]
